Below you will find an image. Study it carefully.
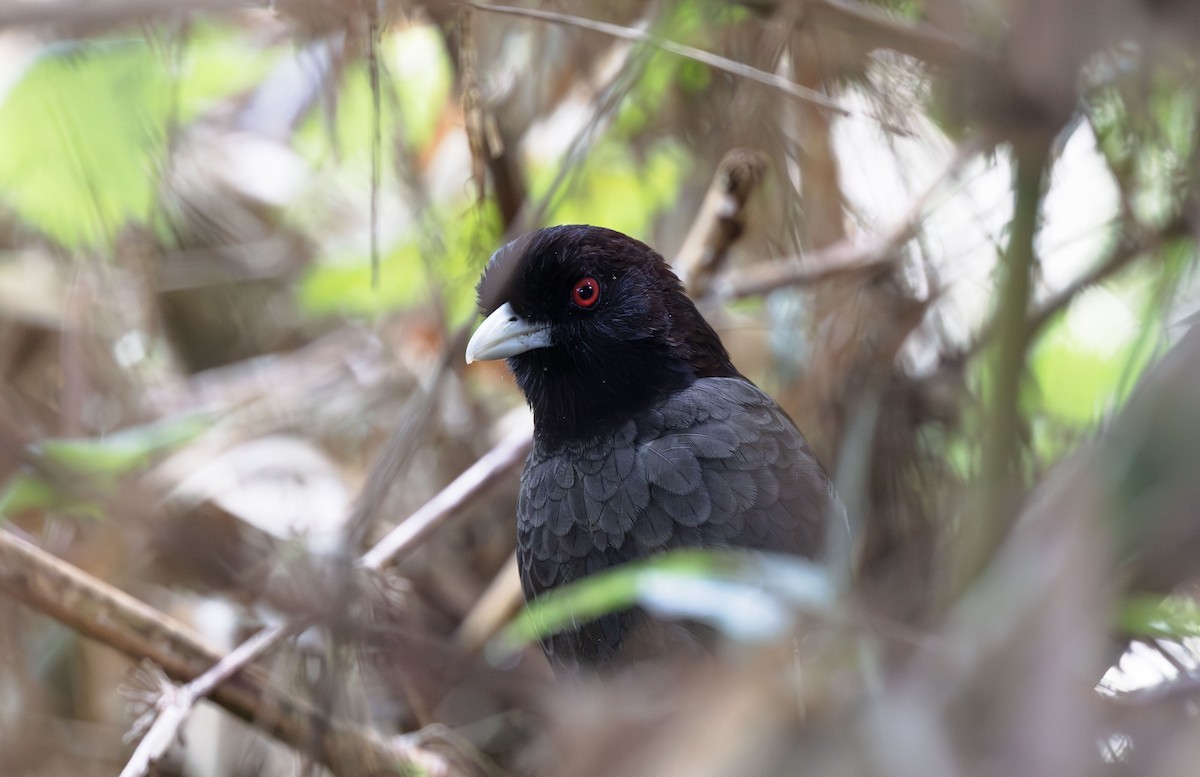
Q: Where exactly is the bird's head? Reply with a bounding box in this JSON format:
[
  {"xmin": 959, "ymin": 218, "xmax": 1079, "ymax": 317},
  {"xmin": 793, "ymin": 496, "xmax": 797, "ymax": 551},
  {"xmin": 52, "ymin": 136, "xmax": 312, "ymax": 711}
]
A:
[{"xmin": 466, "ymin": 225, "xmax": 738, "ymax": 445}]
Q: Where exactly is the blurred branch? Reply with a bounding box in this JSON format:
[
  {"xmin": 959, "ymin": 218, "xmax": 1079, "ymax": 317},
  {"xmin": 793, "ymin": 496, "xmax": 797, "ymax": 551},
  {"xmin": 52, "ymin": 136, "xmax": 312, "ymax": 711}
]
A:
[
  {"xmin": 0, "ymin": 528, "xmax": 446, "ymax": 777},
  {"xmin": 719, "ymin": 136, "xmax": 986, "ymax": 300},
  {"xmin": 119, "ymin": 621, "xmax": 303, "ymax": 777},
  {"xmin": 675, "ymin": 148, "xmax": 768, "ymax": 298},
  {"xmin": 1024, "ymin": 215, "xmax": 1192, "ymax": 343},
  {"xmin": 119, "ymin": 337, "xmax": 463, "ymax": 770},
  {"xmin": 960, "ymin": 140, "xmax": 1051, "ymax": 590},
  {"xmin": 454, "ymin": 552, "xmax": 524, "ymax": 652},
  {"xmin": 0, "ymin": 0, "xmax": 256, "ymax": 33},
  {"xmin": 6, "ymin": 336, "xmax": 489, "ymax": 776},
  {"xmin": 963, "ymin": 213, "xmax": 1193, "ymax": 361},
  {"xmin": 117, "ymin": 344, "xmax": 527, "ymax": 772},
  {"xmin": 510, "ymin": 22, "xmax": 645, "ymax": 235},
  {"xmin": 470, "ymin": 1, "xmax": 854, "ymax": 117},
  {"xmin": 807, "ymin": 0, "xmax": 980, "ymax": 68},
  {"xmin": 719, "ymin": 231, "xmax": 896, "ymax": 300},
  {"xmin": 145, "ymin": 326, "xmax": 388, "ymax": 417},
  {"xmin": 342, "ymin": 344, "xmax": 452, "ymax": 551},
  {"xmin": 360, "ymin": 419, "xmax": 533, "ymax": 570},
  {"xmin": 1112, "ymin": 670, "xmax": 1200, "ymax": 708}
]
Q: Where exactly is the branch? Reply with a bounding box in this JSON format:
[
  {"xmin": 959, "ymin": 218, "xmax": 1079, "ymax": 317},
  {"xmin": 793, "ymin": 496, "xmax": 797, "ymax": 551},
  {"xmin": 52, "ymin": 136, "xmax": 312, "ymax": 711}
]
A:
[
  {"xmin": 116, "ymin": 340, "xmax": 473, "ymax": 774},
  {"xmin": 675, "ymin": 148, "xmax": 768, "ymax": 299},
  {"xmin": 454, "ymin": 553, "xmax": 524, "ymax": 653},
  {"xmin": 0, "ymin": 527, "xmax": 446, "ymax": 777},
  {"xmin": 120, "ymin": 622, "xmax": 301, "ymax": 777},
  {"xmin": 1023, "ymin": 215, "xmax": 1192, "ymax": 342},
  {"xmin": 117, "ymin": 404, "xmax": 530, "ymax": 773},
  {"xmin": 962, "ymin": 213, "xmax": 1193, "ymax": 361},
  {"xmin": 719, "ymin": 136, "xmax": 986, "ymax": 300},
  {"xmin": 808, "ymin": 0, "xmax": 980, "ymax": 69},
  {"xmin": 0, "ymin": 0, "xmax": 256, "ymax": 32},
  {"xmin": 469, "ymin": 1, "xmax": 853, "ymax": 117},
  {"xmin": 958, "ymin": 140, "xmax": 1051, "ymax": 591},
  {"xmin": 360, "ymin": 419, "xmax": 533, "ymax": 571}
]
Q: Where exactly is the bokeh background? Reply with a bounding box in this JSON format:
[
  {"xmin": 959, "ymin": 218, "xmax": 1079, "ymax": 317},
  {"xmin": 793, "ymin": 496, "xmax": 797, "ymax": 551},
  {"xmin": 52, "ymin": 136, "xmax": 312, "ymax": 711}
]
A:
[{"xmin": 1, "ymin": 0, "xmax": 1200, "ymax": 775}]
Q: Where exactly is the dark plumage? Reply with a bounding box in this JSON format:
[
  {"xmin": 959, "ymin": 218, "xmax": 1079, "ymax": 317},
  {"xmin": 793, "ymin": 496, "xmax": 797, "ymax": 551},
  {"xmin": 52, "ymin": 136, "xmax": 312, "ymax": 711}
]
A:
[{"xmin": 466, "ymin": 225, "xmax": 835, "ymax": 668}]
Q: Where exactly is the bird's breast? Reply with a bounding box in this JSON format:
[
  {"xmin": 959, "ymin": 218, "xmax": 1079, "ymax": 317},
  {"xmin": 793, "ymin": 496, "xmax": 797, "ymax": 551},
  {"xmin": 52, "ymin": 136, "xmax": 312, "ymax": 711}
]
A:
[{"xmin": 515, "ymin": 377, "xmax": 831, "ymax": 601}]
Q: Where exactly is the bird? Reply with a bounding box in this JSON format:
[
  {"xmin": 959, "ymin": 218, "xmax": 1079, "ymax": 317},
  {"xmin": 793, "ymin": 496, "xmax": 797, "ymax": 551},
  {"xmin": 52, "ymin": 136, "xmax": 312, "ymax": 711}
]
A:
[{"xmin": 465, "ymin": 225, "xmax": 836, "ymax": 669}]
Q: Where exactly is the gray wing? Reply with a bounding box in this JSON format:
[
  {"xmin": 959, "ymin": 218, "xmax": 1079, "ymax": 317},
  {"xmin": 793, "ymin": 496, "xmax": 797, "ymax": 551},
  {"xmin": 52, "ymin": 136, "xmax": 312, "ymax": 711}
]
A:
[{"xmin": 516, "ymin": 377, "xmax": 833, "ymax": 667}]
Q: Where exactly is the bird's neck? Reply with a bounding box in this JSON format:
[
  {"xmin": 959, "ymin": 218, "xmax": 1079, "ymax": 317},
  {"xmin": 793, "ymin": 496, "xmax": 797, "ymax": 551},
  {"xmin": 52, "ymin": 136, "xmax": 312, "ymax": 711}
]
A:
[{"xmin": 511, "ymin": 341, "xmax": 695, "ymax": 448}]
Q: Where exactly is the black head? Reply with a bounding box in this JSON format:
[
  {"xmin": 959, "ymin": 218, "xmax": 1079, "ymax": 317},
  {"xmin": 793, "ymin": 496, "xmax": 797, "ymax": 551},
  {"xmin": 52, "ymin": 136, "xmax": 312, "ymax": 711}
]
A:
[{"xmin": 466, "ymin": 225, "xmax": 739, "ymax": 446}]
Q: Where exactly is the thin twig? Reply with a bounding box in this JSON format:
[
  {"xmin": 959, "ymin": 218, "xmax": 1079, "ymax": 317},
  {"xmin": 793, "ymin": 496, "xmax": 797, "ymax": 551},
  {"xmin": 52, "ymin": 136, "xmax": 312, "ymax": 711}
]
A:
[
  {"xmin": 368, "ymin": 8, "xmax": 383, "ymax": 289},
  {"xmin": 0, "ymin": 0, "xmax": 256, "ymax": 31},
  {"xmin": 470, "ymin": 1, "xmax": 853, "ymax": 117},
  {"xmin": 962, "ymin": 214, "xmax": 1192, "ymax": 361},
  {"xmin": 119, "ymin": 621, "xmax": 303, "ymax": 777},
  {"xmin": 508, "ymin": 11, "xmax": 652, "ymax": 235},
  {"xmin": 1023, "ymin": 215, "xmax": 1191, "ymax": 342},
  {"xmin": 118, "ymin": 341, "xmax": 461, "ymax": 774},
  {"xmin": 360, "ymin": 419, "xmax": 534, "ymax": 570},
  {"xmin": 808, "ymin": 0, "xmax": 980, "ymax": 69}
]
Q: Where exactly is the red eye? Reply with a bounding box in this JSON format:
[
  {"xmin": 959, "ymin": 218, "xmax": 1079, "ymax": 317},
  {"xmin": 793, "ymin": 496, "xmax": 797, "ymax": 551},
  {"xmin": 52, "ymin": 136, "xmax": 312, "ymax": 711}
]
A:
[{"xmin": 571, "ymin": 276, "xmax": 601, "ymax": 308}]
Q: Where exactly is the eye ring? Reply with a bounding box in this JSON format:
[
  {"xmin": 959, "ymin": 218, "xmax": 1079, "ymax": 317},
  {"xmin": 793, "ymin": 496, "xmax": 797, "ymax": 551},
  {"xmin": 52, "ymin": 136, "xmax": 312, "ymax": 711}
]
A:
[{"xmin": 571, "ymin": 276, "xmax": 601, "ymax": 309}]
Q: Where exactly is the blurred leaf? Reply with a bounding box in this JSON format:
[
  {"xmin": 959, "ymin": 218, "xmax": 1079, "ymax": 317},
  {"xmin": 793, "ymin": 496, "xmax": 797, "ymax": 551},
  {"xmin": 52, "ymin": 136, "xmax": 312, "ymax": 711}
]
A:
[
  {"xmin": 500, "ymin": 549, "xmax": 834, "ymax": 652},
  {"xmin": 1118, "ymin": 595, "xmax": 1200, "ymax": 640},
  {"xmin": 299, "ymin": 203, "xmax": 501, "ymax": 318},
  {"xmin": 1023, "ymin": 284, "xmax": 1158, "ymax": 466},
  {"xmin": 300, "ymin": 242, "xmax": 427, "ymax": 316},
  {"xmin": 175, "ymin": 22, "xmax": 280, "ymax": 121},
  {"xmin": 0, "ymin": 473, "xmax": 103, "ymax": 520},
  {"xmin": 31, "ymin": 413, "xmax": 213, "ymax": 478},
  {"xmin": 542, "ymin": 140, "xmax": 689, "ymax": 238},
  {"xmin": 0, "ymin": 40, "xmax": 170, "ymax": 248},
  {"xmin": 1090, "ymin": 75, "xmax": 1199, "ymax": 226},
  {"xmin": 294, "ymin": 25, "xmax": 452, "ymax": 166},
  {"xmin": 1028, "ymin": 285, "xmax": 1155, "ymax": 429},
  {"xmin": 0, "ymin": 473, "xmax": 56, "ymax": 517},
  {"xmin": 388, "ymin": 25, "xmax": 454, "ymax": 152},
  {"xmin": 612, "ymin": 1, "xmax": 728, "ymax": 136}
]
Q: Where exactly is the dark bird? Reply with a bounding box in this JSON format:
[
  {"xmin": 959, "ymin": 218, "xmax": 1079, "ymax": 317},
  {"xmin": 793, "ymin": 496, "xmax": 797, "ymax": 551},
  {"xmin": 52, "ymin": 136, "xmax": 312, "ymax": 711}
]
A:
[{"xmin": 466, "ymin": 225, "xmax": 835, "ymax": 669}]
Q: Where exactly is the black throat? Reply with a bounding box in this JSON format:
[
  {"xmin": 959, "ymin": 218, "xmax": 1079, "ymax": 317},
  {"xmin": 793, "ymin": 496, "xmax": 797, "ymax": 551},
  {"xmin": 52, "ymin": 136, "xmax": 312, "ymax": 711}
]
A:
[{"xmin": 510, "ymin": 338, "xmax": 696, "ymax": 449}]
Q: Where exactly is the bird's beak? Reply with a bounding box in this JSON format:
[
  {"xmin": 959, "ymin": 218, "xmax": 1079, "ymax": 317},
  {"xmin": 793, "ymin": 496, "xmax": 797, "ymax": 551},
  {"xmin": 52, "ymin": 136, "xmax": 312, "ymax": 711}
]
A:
[{"xmin": 465, "ymin": 302, "xmax": 553, "ymax": 363}]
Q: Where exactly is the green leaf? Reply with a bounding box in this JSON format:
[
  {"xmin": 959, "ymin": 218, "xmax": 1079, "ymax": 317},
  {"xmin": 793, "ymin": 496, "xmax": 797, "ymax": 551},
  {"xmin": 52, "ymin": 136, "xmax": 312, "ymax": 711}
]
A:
[
  {"xmin": 299, "ymin": 203, "xmax": 501, "ymax": 319},
  {"xmin": 1117, "ymin": 595, "xmax": 1200, "ymax": 640},
  {"xmin": 499, "ymin": 549, "xmax": 834, "ymax": 653},
  {"xmin": 294, "ymin": 25, "xmax": 452, "ymax": 166},
  {"xmin": 0, "ymin": 472, "xmax": 104, "ymax": 520},
  {"xmin": 31, "ymin": 413, "xmax": 213, "ymax": 478},
  {"xmin": 1028, "ymin": 285, "xmax": 1155, "ymax": 428},
  {"xmin": 0, "ymin": 40, "xmax": 170, "ymax": 247},
  {"xmin": 0, "ymin": 473, "xmax": 57, "ymax": 517},
  {"xmin": 539, "ymin": 140, "xmax": 688, "ymax": 239},
  {"xmin": 174, "ymin": 22, "xmax": 280, "ymax": 122}
]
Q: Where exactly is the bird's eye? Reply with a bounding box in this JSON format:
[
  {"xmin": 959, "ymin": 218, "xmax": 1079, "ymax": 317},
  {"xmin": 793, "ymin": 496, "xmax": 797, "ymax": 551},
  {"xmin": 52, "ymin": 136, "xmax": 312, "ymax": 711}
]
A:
[{"xmin": 571, "ymin": 276, "xmax": 601, "ymax": 309}]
